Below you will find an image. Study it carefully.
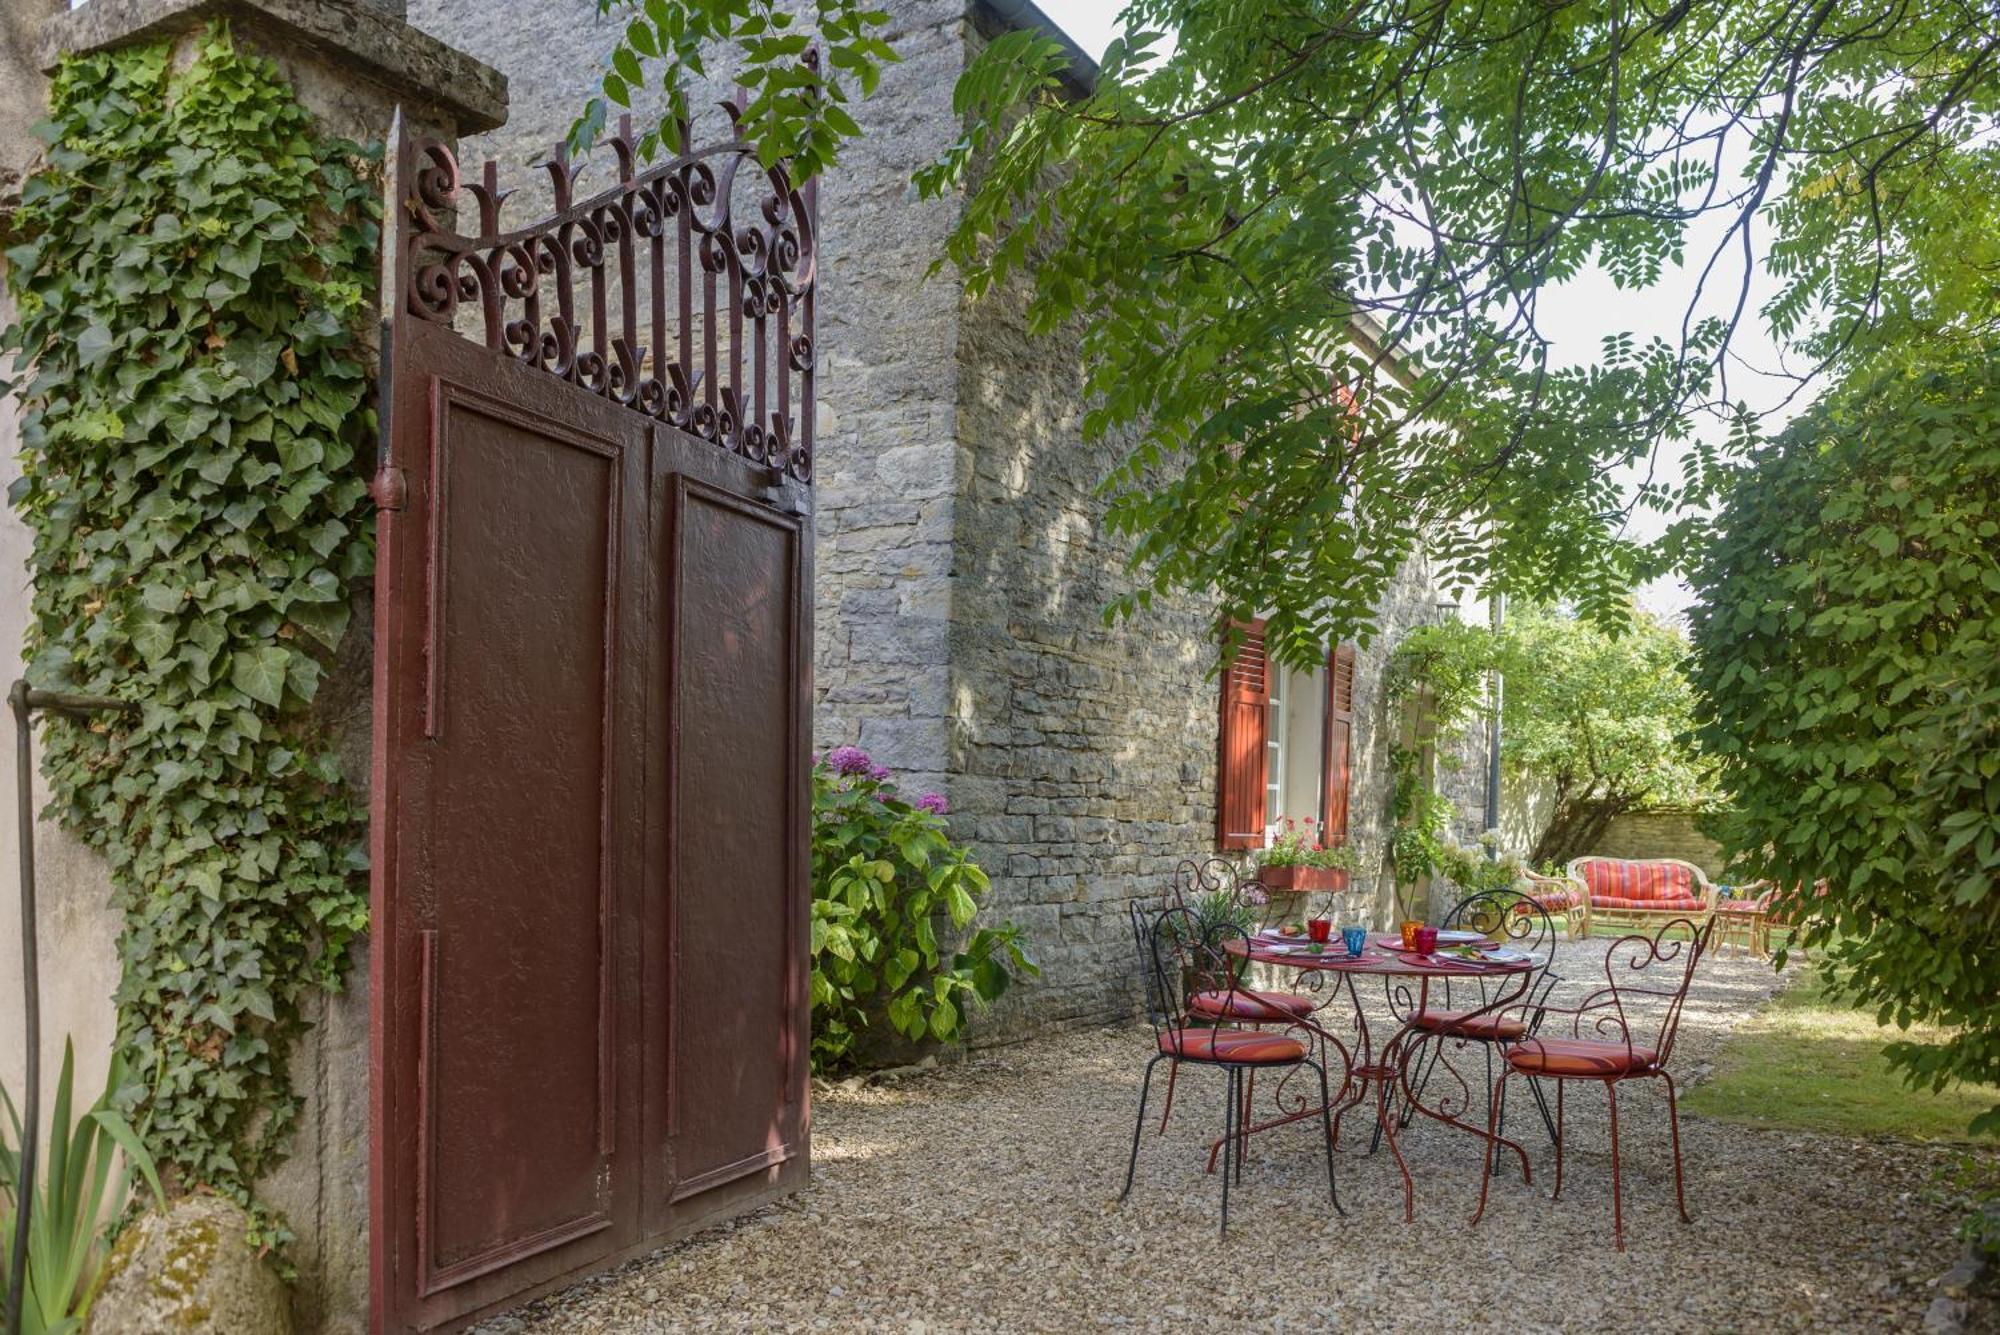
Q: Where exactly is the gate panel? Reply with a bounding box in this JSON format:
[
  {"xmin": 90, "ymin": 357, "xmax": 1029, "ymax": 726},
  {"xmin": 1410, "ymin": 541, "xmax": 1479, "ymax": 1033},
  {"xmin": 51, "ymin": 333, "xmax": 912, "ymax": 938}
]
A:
[
  {"xmin": 374, "ymin": 115, "xmax": 816, "ymax": 1332},
  {"xmin": 421, "ymin": 385, "xmax": 625, "ymax": 1284},
  {"xmin": 666, "ymin": 478, "xmax": 806, "ymax": 1201}
]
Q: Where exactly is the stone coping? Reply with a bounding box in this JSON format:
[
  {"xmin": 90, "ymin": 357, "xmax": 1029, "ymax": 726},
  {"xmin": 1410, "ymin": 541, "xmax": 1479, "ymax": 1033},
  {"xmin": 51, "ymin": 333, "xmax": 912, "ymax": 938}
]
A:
[{"xmin": 38, "ymin": 0, "xmax": 506, "ymax": 134}]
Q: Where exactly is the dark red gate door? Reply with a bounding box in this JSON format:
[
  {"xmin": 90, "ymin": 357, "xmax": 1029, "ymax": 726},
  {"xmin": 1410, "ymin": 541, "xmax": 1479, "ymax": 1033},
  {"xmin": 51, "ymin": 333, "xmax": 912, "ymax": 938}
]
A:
[{"xmin": 370, "ymin": 122, "xmax": 814, "ymax": 1333}]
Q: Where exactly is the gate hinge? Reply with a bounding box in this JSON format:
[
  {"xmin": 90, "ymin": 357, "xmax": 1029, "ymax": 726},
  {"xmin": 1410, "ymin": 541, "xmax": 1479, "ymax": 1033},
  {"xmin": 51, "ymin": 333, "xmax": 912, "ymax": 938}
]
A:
[{"xmin": 371, "ymin": 463, "xmax": 408, "ymax": 512}]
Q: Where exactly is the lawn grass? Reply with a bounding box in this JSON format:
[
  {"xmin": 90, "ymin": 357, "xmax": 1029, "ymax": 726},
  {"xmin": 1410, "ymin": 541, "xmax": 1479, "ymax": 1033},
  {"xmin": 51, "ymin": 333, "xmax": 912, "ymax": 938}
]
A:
[{"xmin": 1682, "ymin": 963, "xmax": 2000, "ymax": 1144}]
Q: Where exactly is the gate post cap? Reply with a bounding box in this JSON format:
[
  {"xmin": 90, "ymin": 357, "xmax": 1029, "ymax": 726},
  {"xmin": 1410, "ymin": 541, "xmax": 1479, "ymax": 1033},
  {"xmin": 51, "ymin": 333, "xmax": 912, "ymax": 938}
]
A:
[{"xmin": 37, "ymin": 0, "xmax": 507, "ymax": 136}]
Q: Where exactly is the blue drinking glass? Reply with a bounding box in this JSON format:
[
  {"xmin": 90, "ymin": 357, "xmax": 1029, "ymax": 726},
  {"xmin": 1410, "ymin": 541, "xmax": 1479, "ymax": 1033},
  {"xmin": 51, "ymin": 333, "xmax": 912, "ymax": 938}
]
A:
[{"xmin": 1341, "ymin": 925, "xmax": 1367, "ymax": 958}]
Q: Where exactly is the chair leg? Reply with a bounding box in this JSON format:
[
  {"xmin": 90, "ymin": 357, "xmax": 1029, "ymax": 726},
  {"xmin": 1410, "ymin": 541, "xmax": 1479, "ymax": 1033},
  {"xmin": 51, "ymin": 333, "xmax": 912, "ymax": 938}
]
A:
[
  {"xmin": 1312, "ymin": 1059, "xmax": 1343, "ymax": 1216},
  {"xmin": 1661, "ymin": 1070, "xmax": 1692, "ymax": 1225},
  {"xmin": 1552, "ymin": 1079, "xmax": 1566, "ymax": 1202},
  {"xmin": 1219, "ymin": 1067, "xmax": 1236, "ymax": 1236},
  {"xmin": 1470, "ymin": 1067, "xmax": 1511, "ymax": 1226},
  {"xmin": 1232, "ymin": 1063, "xmax": 1248, "ymax": 1175},
  {"xmin": 1526, "ymin": 1075, "xmax": 1558, "ymax": 1147},
  {"xmin": 1121, "ymin": 1055, "xmax": 1164, "ymax": 1201},
  {"xmin": 1156, "ymin": 1059, "xmax": 1179, "ymax": 1136},
  {"xmin": 1606, "ymin": 1079, "xmax": 1625, "ymax": 1253}
]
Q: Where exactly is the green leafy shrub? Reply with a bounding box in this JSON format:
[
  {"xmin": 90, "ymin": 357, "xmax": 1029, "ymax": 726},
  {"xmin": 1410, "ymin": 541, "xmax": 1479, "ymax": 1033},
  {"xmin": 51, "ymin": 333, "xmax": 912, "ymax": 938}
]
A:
[
  {"xmin": 810, "ymin": 747, "xmax": 1035, "ymax": 1072},
  {"xmin": 0, "ymin": 26, "xmax": 377, "ymax": 1241},
  {"xmin": 1687, "ymin": 353, "xmax": 2000, "ymax": 1134},
  {"xmin": 1, "ymin": 1041, "xmax": 164, "ymax": 1335}
]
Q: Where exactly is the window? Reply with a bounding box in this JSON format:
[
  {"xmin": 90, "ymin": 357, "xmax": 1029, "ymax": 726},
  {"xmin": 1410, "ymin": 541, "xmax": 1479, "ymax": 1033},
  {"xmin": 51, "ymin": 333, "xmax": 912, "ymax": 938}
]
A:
[
  {"xmin": 1216, "ymin": 619, "xmax": 1355, "ymax": 851},
  {"xmin": 1266, "ymin": 660, "xmax": 1326, "ymax": 827}
]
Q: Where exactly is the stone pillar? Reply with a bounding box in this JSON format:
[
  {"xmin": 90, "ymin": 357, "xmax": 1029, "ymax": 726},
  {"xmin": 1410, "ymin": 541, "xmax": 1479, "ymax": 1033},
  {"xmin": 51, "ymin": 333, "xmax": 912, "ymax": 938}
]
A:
[{"xmin": 9, "ymin": 5, "xmax": 504, "ymax": 1332}]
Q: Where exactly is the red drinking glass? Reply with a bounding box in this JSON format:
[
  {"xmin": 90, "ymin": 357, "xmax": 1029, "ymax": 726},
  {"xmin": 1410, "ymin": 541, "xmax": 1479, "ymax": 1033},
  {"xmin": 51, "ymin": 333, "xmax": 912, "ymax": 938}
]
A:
[{"xmin": 1307, "ymin": 917, "xmax": 1332, "ymax": 943}]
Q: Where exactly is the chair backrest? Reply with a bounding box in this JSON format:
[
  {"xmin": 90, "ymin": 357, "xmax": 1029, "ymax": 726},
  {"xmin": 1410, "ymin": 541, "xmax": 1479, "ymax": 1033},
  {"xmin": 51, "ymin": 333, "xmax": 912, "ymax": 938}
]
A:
[
  {"xmin": 1582, "ymin": 915, "xmax": 1716, "ymax": 1066},
  {"xmin": 1126, "ymin": 900, "xmax": 1252, "ymax": 1039},
  {"xmin": 1441, "ymin": 888, "xmax": 1556, "ymax": 1013},
  {"xmin": 1568, "ymin": 857, "xmax": 1709, "ymax": 906},
  {"xmin": 1165, "ymin": 856, "xmax": 1277, "ymax": 926}
]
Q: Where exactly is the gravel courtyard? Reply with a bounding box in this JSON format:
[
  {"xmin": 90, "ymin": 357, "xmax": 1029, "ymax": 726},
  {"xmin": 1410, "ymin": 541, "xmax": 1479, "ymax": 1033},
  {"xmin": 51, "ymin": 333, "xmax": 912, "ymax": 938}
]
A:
[{"xmin": 479, "ymin": 940, "xmax": 1988, "ymax": 1333}]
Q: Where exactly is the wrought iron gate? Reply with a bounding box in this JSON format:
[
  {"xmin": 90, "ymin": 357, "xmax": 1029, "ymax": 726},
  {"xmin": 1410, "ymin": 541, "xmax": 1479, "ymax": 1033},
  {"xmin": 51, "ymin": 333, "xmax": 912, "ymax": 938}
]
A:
[{"xmin": 369, "ymin": 113, "xmax": 815, "ymax": 1333}]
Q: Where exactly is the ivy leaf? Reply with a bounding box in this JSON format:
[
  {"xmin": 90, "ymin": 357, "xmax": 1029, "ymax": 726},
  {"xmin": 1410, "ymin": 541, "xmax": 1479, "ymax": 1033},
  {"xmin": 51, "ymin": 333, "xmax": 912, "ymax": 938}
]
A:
[{"xmin": 229, "ymin": 646, "xmax": 289, "ymax": 707}]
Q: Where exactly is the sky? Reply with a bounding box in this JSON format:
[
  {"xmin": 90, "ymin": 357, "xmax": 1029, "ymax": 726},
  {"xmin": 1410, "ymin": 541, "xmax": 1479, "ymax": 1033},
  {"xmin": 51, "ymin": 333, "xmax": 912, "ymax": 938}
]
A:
[{"xmin": 1035, "ymin": 1, "xmax": 1814, "ymax": 622}]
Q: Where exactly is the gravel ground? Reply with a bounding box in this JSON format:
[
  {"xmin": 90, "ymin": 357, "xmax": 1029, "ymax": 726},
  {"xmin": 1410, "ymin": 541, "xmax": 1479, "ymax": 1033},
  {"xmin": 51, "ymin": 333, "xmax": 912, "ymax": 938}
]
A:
[{"xmin": 478, "ymin": 939, "xmax": 1992, "ymax": 1333}]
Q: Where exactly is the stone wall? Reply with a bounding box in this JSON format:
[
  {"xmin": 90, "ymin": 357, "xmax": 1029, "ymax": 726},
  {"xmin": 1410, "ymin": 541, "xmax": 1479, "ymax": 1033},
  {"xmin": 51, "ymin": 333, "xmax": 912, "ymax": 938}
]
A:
[
  {"xmin": 1581, "ymin": 806, "xmax": 1726, "ymax": 879},
  {"xmin": 408, "ymin": 0, "xmax": 975, "ymax": 796}
]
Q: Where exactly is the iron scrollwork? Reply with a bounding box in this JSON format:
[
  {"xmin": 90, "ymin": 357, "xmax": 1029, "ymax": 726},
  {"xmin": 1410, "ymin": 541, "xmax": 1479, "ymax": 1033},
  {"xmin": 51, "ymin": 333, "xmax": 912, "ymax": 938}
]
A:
[{"xmin": 400, "ymin": 105, "xmax": 817, "ymax": 483}]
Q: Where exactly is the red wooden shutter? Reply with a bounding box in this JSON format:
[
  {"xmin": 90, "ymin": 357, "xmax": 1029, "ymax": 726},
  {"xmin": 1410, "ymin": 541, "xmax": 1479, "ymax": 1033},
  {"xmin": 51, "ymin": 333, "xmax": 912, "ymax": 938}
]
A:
[
  {"xmin": 1320, "ymin": 643, "xmax": 1356, "ymax": 845},
  {"xmin": 1216, "ymin": 619, "xmax": 1269, "ymax": 850}
]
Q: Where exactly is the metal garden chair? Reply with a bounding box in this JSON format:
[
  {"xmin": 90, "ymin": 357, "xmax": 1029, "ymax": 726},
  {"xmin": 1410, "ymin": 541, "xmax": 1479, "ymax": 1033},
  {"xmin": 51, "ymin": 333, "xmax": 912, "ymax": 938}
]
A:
[
  {"xmin": 1473, "ymin": 915, "xmax": 1717, "ymax": 1250},
  {"xmin": 1121, "ymin": 902, "xmax": 1338, "ymax": 1233},
  {"xmin": 1386, "ymin": 888, "xmax": 1562, "ymax": 1153}
]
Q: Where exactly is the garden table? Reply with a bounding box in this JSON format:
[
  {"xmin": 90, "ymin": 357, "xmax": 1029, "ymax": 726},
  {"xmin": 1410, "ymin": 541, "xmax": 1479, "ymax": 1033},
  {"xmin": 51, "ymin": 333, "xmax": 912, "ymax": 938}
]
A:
[{"xmin": 1220, "ymin": 935, "xmax": 1539, "ymax": 1220}]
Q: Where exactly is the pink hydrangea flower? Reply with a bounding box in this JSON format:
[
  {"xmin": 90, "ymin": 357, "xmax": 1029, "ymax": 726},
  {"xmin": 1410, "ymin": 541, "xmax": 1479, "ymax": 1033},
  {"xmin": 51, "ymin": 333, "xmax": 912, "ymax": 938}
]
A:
[
  {"xmin": 915, "ymin": 792, "xmax": 949, "ymax": 815},
  {"xmin": 825, "ymin": 745, "xmax": 873, "ymax": 776}
]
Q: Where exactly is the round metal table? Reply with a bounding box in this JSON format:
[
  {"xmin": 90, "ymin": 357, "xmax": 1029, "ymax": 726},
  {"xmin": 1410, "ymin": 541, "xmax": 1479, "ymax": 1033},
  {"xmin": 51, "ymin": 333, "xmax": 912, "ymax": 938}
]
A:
[{"xmin": 1222, "ymin": 934, "xmax": 1540, "ymax": 1219}]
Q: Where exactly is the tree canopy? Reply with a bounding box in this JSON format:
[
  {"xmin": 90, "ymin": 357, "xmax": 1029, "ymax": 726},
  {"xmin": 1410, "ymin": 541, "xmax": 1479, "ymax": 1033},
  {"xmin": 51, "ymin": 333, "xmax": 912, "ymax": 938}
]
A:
[
  {"xmin": 1687, "ymin": 349, "xmax": 2000, "ymax": 1132},
  {"xmin": 1388, "ymin": 604, "xmax": 1714, "ymax": 866},
  {"xmin": 575, "ymin": 0, "xmax": 2000, "ymax": 660}
]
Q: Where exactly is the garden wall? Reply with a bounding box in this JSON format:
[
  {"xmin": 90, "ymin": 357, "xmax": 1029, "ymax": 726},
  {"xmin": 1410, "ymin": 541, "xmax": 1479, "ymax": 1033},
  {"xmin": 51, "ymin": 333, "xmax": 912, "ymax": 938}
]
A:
[{"xmin": 1581, "ymin": 805, "xmax": 1726, "ymax": 878}]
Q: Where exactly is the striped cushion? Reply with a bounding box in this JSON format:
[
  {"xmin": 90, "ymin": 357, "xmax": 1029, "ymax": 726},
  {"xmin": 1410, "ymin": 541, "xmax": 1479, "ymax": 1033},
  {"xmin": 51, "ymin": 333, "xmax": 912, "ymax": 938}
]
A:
[
  {"xmin": 1412, "ymin": 1008, "xmax": 1527, "ymax": 1041},
  {"xmin": 1189, "ymin": 988, "xmax": 1315, "ymax": 1022},
  {"xmin": 1520, "ymin": 889, "xmax": 1576, "ymax": 912},
  {"xmin": 1591, "ymin": 893, "xmax": 1704, "ymax": 912},
  {"xmin": 1573, "ymin": 859, "xmax": 1700, "ymax": 905},
  {"xmin": 1505, "ymin": 1036, "xmax": 1658, "ymax": 1077},
  {"xmin": 1159, "ymin": 1028, "xmax": 1306, "ymax": 1064},
  {"xmin": 1714, "ymin": 897, "xmax": 1770, "ymax": 915}
]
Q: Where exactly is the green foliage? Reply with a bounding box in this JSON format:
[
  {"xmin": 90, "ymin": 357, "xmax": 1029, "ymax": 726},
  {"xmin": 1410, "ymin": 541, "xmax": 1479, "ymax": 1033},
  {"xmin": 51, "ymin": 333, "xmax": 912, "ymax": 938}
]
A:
[
  {"xmin": 810, "ymin": 750, "xmax": 1034, "ymax": 1072},
  {"xmin": 1, "ymin": 1042, "xmax": 166, "ymax": 1335},
  {"xmin": 0, "ymin": 27, "xmax": 377, "ymax": 1239},
  {"xmin": 1429, "ymin": 832, "xmax": 1530, "ymax": 899},
  {"xmin": 1383, "ymin": 606, "xmax": 1714, "ymax": 868},
  {"xmin": 1687, "ymin": 352, "xmax": 2000, "ymax": 1136},
  {"xmin": 1179, "ymin": 886, "xmax": 1261, "ymax": 940},
  {"xmin": 904, "ymin": 2, "xmax": 2000, "ymax": 660},
  {"xmin": 1503, "ymin": 605, "xmax": 1716, "ymax": 864},
  {"xmin": 570, "ymin": 0, "xmax": 897, "ymax": 176}
]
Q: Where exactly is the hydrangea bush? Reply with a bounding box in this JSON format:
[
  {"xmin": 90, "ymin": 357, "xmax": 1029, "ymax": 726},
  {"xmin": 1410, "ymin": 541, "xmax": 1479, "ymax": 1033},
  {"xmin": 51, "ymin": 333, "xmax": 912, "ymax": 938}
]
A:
[{"xmin": 810, "ymin": 748, "xmax": 1035, "ymax": 1072}]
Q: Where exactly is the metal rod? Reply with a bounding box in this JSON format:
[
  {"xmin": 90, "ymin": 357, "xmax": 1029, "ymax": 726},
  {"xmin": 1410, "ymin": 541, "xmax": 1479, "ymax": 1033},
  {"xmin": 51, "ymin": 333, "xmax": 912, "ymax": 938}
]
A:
[
  {"xmin": 1484, "ymin": 593, "xmax": 1505, "ymax": 836},
  {"xmin": 7, "ymin": 681, "xmax": 38, "ymax": 1335},
  {"xmin": 7, "ymin": 680, "xmax": 136, "ymax": 1335}
]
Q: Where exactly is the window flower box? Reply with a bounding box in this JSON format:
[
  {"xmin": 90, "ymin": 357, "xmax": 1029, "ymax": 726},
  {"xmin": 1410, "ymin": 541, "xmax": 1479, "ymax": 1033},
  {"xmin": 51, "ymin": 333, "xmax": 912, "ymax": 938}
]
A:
[{"xmin": 1258, "ymin": 864, "xmax": 1349, "ymax": 894}]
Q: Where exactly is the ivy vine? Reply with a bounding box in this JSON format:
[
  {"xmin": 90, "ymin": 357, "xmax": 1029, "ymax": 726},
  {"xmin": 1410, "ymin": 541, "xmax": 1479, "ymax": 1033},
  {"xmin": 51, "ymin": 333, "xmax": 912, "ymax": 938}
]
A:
[{"xmin": 1, "ymin": 25, "xmax": 377, "ymax": 1248}]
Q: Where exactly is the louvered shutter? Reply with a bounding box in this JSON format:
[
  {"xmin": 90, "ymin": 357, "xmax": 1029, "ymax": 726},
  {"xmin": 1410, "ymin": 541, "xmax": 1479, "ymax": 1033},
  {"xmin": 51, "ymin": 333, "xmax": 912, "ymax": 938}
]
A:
[
  {"xmin": 1320, "ymin": 643, "xmax": 1356, "ymax": 845},
  {"xmin": 1216, "ymin": 619, "xmax": 1269, "ymax": 850}
]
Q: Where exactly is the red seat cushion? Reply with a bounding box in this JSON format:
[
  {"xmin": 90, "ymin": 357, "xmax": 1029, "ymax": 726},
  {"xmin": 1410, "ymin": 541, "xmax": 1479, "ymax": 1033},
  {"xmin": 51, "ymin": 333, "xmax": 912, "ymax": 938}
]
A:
[
  {"xmin": 1159, "ymin": 1028, "xmax": 1306, "ymax": 1064},
  {"xmin": 1521, "ymin": 890, "xmax": 1576, "ymax": 912},
  {"xmin": 1589, "ymin": 893, "xmax": 1704, "ymax": 911},
  {"xmin": 1412, "ymin": 1008, "xmax": 1527, "ymax": 1041},
  {"xmin": 1505, "ymin": 1036, "xmax": 1658, "ymax": 1077},
  {"xmin": 1188, "ymin": 988, "xmax": 1315, "ymax": 1022}
]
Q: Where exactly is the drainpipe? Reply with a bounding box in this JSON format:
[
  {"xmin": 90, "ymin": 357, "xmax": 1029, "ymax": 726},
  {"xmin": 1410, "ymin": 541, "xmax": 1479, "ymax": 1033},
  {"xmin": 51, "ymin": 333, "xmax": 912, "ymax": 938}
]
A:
[
  {"xmin": 1484, "ymin": 594, "xmax": 1505, "ymax": 839},
  {"xmin": 7, "ymin": 682, "xmax": 136, "ymax": 1335}
]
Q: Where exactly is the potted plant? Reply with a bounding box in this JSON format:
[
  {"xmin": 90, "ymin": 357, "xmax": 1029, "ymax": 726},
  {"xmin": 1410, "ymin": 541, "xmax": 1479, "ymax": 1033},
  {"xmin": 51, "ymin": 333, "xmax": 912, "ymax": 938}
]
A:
[{"xmin": 1255, "ymin": 817, "xmax": 1357, "ymax": 893}]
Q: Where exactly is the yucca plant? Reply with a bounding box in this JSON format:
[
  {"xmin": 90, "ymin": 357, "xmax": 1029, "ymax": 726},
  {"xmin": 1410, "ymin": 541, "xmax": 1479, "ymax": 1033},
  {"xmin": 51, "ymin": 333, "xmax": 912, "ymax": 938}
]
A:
[{"xmin": 1, "ymin": 1041, "xmax": 163, "ymax": 1335}]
